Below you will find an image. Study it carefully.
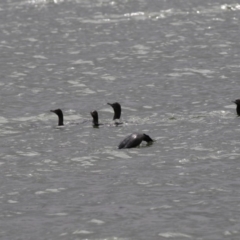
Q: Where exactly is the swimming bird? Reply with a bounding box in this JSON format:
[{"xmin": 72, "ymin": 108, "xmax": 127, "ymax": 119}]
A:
[
  {"xmin": 50, "ymin": 109, "xmax": 64, "ymax": 126},
  {"xmin": 233, "ymin": 99, "xmax": 240, "ymax": 116},
  {"xmin": 118, "ymin": 133, "xmax": 154, "ymax": 149},
  {"xmin": 90, "ymin": 110, "xmax": 102, "ymax": 127},
  {"xmin": 108, "ymin": 102, "xmax": 121, "ymax": 120}
]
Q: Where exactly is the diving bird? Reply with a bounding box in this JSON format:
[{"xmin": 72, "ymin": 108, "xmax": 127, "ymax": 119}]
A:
[
  {"xmin": 232, "ymin": 99, "xmax": 240, "ymax": 116},
  {"xmin": 118, "ymin": 133, "xmax": 154, "ymax": 149},
  {"xmin": 90, "ymin": 110, "xmax": 102, "ymax": 127},
  {"xmin": 108, "ymin": 102, "xmax": 121, "ymax": 120},
  {"xmin": 50, "ymin": 109, "xmax": 64, "ymax": 126}
]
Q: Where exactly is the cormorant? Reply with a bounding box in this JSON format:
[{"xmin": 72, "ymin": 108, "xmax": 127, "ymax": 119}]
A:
[
  {"xmin": 90, "ymin": 110, "xmax": 102, "ymax": 127},
  {"xmin": 118, "ymin": 133, "xmax": 154, "ymax": 149},
  {"xmin": 50, "ymin": 109, "xmax": 64, "ymax": 126},
  {"xmin": 108, "ymin": 102, "xmax": 121, "ymax": 120}
]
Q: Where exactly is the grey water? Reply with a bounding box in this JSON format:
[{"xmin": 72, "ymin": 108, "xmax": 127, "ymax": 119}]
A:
[{"xmin": 1, "ymin": 0, "xmax": 240, "ymax": 239}]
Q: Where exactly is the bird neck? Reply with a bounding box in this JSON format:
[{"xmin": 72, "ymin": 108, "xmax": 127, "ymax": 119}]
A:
[
  {"xmin": 93, "ymin": 120, "xmax": 99, "ymax": 127},
  {"xmin": 58, "ymin": 114, "xmax": 64, "ymax": 126},
  {"xmin": 236, "ymin": 105, "xmax": 240, "ymax": 116},
  {"xmin": 92, "ymin": 115, "xmax": 99, "ymax": 126},
  {"xmin": 113, "ymin": 109, "xmax": 121, "ymax": 120}
]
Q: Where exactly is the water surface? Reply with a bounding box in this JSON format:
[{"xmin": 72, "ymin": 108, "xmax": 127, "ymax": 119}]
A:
[{"xmin": 1, "ymin": 0, "xmax": 240, "ymax": 239}]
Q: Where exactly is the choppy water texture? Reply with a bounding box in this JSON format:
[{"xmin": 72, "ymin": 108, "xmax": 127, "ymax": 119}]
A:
[{"xmin": 1, "ymin": 0, "xmax": 240, "ymax": 239}]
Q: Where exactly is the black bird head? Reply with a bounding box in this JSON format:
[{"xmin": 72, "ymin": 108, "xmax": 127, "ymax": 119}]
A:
[
  {"xmin": 233, "ymin": 99, "xmax": 240, "ymax": 105},
  {"xmin": 143, "ymin": 134, "xmax": 154, "ymax": 143},
  {"xmin": 90, "ymin": 110, "xmax": 99, "ymax": 127},
  {"xmin": 108, "ymin": 102, "xmax": 121, "ymax": 120},
  {"xmin": 50, "ymin": 109, "xmax": 64, "ymax": 126}
]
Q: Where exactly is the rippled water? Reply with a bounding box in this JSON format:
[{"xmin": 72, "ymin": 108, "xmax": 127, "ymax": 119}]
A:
[{"xmin": 1, "ymin": 0, "xmax": 240, "ymax": 239}]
